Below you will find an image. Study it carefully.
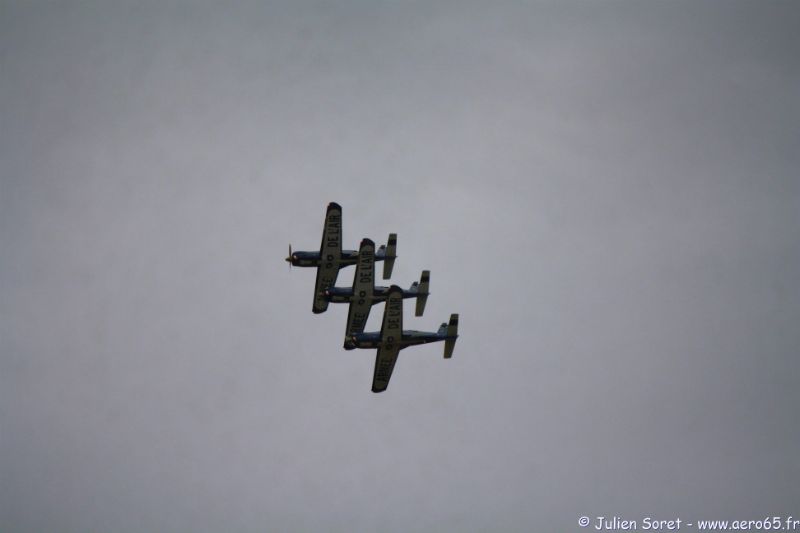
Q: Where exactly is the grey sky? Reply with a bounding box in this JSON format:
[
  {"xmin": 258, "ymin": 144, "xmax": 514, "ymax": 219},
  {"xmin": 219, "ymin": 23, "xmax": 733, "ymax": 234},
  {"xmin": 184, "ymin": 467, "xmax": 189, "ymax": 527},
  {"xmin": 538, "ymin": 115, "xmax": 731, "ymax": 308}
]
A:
[{"xmin": 2, "ymin": 2, "xmax": 799, "ymax": 532}]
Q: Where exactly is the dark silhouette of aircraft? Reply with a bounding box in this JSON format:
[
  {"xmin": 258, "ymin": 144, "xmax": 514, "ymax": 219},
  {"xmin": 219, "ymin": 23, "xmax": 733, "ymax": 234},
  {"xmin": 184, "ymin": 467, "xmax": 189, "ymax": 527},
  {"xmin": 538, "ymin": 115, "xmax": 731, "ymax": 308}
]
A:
[
  {"xmin": 286, "ymin": 202, "xmax": 396, "ymax": 313},
  {"xmin": 323, "ymin": 238, "xmax": 429, "ymax": 349},
  {"xmin": 349, "ymin": 286, "xmax": 458, "ymax": 393}
]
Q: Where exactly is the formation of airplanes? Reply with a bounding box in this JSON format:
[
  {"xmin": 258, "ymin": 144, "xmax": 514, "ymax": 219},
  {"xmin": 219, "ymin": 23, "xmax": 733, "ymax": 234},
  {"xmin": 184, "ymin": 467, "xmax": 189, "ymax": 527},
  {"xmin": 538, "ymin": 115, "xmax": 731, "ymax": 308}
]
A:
[{"xmin": 286, "ymin": 202, "xmax": 459, "ymax": 392}]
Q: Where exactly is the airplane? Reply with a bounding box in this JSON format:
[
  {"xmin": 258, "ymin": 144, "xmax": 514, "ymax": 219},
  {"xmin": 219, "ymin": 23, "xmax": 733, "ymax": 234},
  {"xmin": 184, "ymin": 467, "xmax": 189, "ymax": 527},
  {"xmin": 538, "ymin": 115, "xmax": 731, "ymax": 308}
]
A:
[
  {"xmin": 322, "ymin": 238, "xmax": 430, "ymax": 349},
  {"xmin": 286, "ymin": 202, "xmax": 397, "ymax": 314},
  {"xmin": 348, "ymin": 285, "xmax": 458, "ymax": 393}
]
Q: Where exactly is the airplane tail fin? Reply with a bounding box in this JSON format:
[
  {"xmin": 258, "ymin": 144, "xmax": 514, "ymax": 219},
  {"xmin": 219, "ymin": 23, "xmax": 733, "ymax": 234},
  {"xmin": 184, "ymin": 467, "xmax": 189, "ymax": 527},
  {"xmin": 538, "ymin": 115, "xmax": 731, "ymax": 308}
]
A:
[
  {"xmin": 382, "ymin": 233, "xmax": 397, "ymax": 279},
  {"xmin": 414, "ymin": 270, "xmax": 430, "ymax": 317},
  {"xmin": 444, "ymin": 313, "xmax": 458, "ymax": 358}
]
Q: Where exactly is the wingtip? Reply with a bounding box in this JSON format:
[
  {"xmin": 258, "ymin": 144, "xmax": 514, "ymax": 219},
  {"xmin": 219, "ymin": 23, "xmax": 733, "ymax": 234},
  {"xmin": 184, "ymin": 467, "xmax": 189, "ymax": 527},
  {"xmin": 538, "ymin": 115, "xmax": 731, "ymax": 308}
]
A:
[
  {"xmin": 360, "ymin": 237, "xmax": 375, "ymax": 248},
  {"xmin": 388, "ymin": 284, "xmax": 403, "ymax": 294},
  {"xmin": 327, "ymin": 202, "xmax": 342, "ymax": 211}
]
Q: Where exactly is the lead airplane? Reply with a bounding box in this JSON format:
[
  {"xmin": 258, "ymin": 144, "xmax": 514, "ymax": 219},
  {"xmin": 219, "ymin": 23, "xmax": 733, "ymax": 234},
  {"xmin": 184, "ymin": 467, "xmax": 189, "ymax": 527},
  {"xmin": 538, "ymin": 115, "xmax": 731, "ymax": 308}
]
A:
[
  {"xmin": 323, "ymin": 238, "xmax": 430, "ymax": 349},
  {"xmin": 349, "ymin": 285, "xmax": 458, "ymax": 393},
  {"xmin": 286, "ymin": 202, "xmax": 396, "ymax": 314}
]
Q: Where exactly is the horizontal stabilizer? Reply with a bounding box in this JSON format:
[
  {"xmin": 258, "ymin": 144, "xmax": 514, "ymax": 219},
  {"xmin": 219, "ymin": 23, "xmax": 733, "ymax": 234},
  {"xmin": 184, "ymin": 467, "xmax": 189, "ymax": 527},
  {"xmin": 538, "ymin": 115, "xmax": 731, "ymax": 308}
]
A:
[
  {"xmin": 444, "ymin": 313, "xmax": 458, "ymax": 359},
  {"xmin": 382, "ymin": 233, "xmax": 397, "ymax": 280},
  {"xmin": 414, "ymin": 270, "xmax": 430, "ymax": 317}
]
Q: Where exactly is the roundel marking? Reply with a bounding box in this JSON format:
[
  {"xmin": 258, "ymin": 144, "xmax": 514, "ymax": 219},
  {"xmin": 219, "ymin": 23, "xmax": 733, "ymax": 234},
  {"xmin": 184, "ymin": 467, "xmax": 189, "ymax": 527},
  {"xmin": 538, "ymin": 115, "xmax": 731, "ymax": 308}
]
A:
[
  {"xmin": 326, "ymin": 254, "xmax": 334, "ymax": 261},
  {"xmin": 387, "ymin": 336, "xmax": 395, "ymax": 344},
  {"xmin": 359, "ymin": 290, "xmax": 366, "ymax": 298}
]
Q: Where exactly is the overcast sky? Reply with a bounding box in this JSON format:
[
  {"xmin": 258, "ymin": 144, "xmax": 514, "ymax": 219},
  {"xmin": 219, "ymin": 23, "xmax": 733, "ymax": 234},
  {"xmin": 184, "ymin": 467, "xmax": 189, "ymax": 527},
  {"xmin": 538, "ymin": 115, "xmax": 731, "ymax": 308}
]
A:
[{"xmin": 2, "ymin": 2, "xmax": 799, "ymax": 532}]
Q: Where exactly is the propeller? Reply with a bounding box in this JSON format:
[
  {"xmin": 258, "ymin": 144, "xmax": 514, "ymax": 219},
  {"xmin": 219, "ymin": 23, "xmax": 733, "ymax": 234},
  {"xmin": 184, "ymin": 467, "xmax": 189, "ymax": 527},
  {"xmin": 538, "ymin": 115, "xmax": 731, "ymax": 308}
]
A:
[{"xmin": 286, "ymin": 244, "xmax": 293, "ymax": 269}]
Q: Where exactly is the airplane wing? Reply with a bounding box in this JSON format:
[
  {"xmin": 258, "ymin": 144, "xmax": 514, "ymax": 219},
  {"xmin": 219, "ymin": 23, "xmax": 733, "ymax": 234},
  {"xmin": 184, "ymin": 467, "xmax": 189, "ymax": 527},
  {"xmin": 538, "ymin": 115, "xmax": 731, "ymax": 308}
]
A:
[
  {"xmin": 312, "ymin": 202, "xmax": 343, "ymax": 313},
  {"xmin": 312, "ymin": 264, "xmax": 339, "ymax": 313},
  {"xmin": 372, "ymin": 344, "xmax": 400, "ymax": 393},
  {"xmin": 345, "ymin": 238, "xmax": 375, "ymax": 336},
  {"xmin": 372, "ymin": 286, "xmax": 403, "ymax": 392}
]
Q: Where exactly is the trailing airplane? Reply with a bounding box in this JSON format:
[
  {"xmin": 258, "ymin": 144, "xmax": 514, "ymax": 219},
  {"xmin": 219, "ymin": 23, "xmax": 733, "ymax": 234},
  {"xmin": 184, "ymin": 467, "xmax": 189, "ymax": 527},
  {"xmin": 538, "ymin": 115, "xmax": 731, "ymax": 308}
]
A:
[
  {"xmin": 322, "ymin": 238, "xmax": 429, "ymax": 349},
  {"xmin": 349, "ymin": 285, "xmax": 458, "ymax": 393},
  {"xmin": 286, "ymin": 202, "xmax": 397, "ymax": 314}
]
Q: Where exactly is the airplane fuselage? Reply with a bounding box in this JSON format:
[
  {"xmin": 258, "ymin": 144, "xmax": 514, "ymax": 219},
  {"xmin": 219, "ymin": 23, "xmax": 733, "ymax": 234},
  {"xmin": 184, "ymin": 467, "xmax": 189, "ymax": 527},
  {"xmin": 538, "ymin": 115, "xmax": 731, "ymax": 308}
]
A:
[
  {"xmin": 324, "ymin": 285, "xmax": 417, "ymax": 304},
  {"xmin": 287, "ymin": 250, "xmax": 359, "ymax": 268},
  {"xmin": 349, "ymin": 331, "xmax": 452, "ymax": 350}
]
